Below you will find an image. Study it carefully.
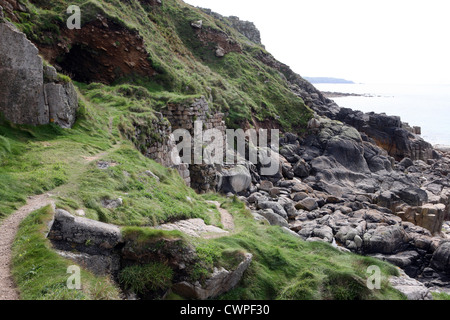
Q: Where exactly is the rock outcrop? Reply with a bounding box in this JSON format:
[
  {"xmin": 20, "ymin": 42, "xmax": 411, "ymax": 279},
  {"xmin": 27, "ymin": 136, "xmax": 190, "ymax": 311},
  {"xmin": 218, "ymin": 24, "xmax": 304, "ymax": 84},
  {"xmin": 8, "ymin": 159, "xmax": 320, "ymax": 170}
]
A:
[
  {"xmin": 218, "ymin": 165, "xmax": 252, "ymax": 194},
  {"xmin": 200, "ymin": 9, "xmax": 262, "ymax": 45},
  {"xmin": 172, "ymin": 253, "xmax": 252, "ymax": 300},
  {"xmin": 389, "ymin": 270, "xmax": 433, "ymax": 300},
  {"xmin": 156, "ymin": 218, "xmax": 229, "ymax": 238},
  {"xmin": 0, "ymin": 22, "xmax": 78, "ymax": 128},
  {"xmin": 191, "ymin": 23, "xmax": 242, "ymax": 58},
  {"xmin": 335, "ymin": 108, "xmax": 438, "ymax": 161},
  {"xmin": 37, "ymin": 14, "xmax": 156, "ymax": 84},
  {"xmin": 48, "ymin": 210, "xmax": 251, "ymax": 299},
  {"xmin": 227, "ymin": 16, "xmax": 262, "ymax": 45},
  {"xmin": 253, "ymin": 47, "xmax": 437, "ymax": 163},
  {"xmin": 48, "ymin": 209, "xmax": 123, "ymax": 276}
]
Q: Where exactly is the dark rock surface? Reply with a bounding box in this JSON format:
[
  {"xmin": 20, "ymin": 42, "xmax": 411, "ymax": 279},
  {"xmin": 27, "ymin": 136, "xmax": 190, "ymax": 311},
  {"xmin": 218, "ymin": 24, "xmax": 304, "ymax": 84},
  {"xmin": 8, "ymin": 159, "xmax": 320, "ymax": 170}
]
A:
[
  {"xmin": 0, "ymin": 22, "xmax": 79, "ymax": 128},
  {"xmin": 242, "ymin": 123, "xmax": 450, "ymax": 292}
]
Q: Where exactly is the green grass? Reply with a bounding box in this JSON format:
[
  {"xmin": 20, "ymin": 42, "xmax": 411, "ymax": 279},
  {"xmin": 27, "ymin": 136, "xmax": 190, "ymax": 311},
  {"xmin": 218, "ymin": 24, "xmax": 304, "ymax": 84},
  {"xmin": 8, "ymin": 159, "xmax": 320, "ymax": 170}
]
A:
[
  {"xmin": 0, "ymin": 84, "xmax": 213, "ymax": 226},
  {"xmin": 196, "ymin": 195, "xmax": 406, "ymax": 300},
  {"xmin": 11, "ymin": 205, "xmax": 121, "ymax": 300},
  {"xmin": 119, "ymin": 262, "xmax": 173, "ymax": 295},
  {"xmin": 432, "ymin": 291, "xmax": 450, "ymax": 300},
  {"xmin": 121, "ymin": 227, "xmax": 185, "ymax": 244}
]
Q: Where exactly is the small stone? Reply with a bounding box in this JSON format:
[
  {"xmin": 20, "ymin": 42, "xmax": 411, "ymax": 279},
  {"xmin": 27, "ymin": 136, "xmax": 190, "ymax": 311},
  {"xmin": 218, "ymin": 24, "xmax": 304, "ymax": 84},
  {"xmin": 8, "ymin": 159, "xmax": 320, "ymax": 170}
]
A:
[
  {"xmin": 295, "ymin": 198, "xmax": 319, "ymax": 211},
  {"xmin": 191, "ymin": 20, "xmax": 203, "ymax": 29},
  {"xmin": 215, "ymin": 46, "xmax": 225, "ymax": 57},
  {"xmin": 101, "ymin": 198, "xmax": 123, "ymax": 209},
  {"xmin": 269, "ymin": 188, "xmax": 280, "ymax": 198},
  {"xmin": 291, "ymin": 192, "xmax": 309, "ymax": 202},
  {"xmin": 145, "ymin": 170, "xmax": 160, "ymax": 182},
  {"xmin": 259, "ymin": 180, "xmax": 273, "ymax": 192},
  {"xmin": 75, "ymin": 209, "xmax": 86, "ymax": 217}
]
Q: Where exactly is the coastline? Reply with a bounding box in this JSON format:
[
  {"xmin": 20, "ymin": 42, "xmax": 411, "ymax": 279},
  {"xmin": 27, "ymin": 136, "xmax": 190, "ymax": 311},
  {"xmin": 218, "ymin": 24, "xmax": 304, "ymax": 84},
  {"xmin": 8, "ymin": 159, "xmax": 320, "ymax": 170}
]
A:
[
  {"xmin": 322, "ymin": 91, "xmax": 378, "ymax": 98},
  {"xmin": 434, "ymin": 144, "xmax": 450, "ymax": 153}
]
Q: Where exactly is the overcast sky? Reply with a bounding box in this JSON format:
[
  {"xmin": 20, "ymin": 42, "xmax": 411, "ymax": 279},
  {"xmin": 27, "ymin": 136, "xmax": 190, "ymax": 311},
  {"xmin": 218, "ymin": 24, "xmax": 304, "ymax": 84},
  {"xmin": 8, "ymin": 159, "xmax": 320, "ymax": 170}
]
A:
[{"xmin": 184, "ymin": 0, "xmax": 450, "ymax": 84}]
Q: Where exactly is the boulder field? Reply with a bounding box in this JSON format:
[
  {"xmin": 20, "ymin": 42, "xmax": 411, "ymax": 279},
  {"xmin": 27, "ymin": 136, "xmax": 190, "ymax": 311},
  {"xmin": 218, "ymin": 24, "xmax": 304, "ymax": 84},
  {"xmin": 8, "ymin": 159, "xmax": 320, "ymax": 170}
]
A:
[{"xmin": 225, "ymin": 115, "xmax": 450, "ymax": 292}]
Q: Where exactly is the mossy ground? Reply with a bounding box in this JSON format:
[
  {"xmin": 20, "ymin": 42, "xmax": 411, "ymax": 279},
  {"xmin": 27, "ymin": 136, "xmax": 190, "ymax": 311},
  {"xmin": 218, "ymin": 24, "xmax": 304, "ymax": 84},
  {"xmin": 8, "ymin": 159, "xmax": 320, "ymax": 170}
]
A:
[{"xmin": 3, "ymin": 0, "xmax": 406, "ymax": 301}]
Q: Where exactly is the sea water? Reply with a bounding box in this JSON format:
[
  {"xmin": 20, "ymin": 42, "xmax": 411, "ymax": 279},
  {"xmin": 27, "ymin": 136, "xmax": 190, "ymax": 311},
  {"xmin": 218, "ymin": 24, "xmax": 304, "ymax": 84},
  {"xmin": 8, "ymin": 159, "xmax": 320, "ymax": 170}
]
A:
[{"xmin": 314, "ymin": 83, "xmax": 450, "ymax": 146}]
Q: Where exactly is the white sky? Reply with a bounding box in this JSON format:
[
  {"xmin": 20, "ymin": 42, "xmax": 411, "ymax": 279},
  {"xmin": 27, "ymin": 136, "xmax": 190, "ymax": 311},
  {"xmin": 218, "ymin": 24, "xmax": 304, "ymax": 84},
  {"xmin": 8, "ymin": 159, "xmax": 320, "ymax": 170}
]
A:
[{"xmin": 183, "ymin": 0, "xmax": 450, "ymax": 84}]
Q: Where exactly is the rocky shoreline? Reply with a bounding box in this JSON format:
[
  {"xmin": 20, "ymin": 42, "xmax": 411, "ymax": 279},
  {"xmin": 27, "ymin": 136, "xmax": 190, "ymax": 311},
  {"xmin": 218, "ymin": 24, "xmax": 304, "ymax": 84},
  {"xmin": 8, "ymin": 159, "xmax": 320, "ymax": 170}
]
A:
[
  {"xmin": 215, "ymin": 82, "xmax": 450, "ymax": 294},
  {"xmin": 222, "ymin": 116, "xmax": 450, "ymax": 295},
  {"xmin": 322, "ymin": 91, "xmax": 374, "ymax": 98}
]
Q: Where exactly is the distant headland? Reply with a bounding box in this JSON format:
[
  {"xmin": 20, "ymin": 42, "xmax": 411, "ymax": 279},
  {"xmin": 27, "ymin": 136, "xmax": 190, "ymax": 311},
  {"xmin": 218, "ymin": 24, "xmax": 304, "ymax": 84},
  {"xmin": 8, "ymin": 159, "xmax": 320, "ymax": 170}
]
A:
[{"xmin": 304, "ymin": 77, "xmax": 355, "ymax": 84}]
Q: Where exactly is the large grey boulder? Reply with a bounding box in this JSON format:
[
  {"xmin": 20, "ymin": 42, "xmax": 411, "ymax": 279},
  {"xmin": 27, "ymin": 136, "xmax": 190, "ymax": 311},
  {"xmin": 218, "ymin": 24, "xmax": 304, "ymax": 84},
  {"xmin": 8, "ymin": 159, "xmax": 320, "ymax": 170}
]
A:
[
  {"xmin": 257, "ymin": 201, "xmax": 288, "ymax": 219},
  {"xmin": 45, "ymin": 81, "xmax": 78, "ymax": 128},
  {"xmin": 258, "ymin": 209, "xmax": 289, "ymax": 227},
  {"xmin": 324, "ymin": 138, "xmax": 369, "ymax": 173},
  {"xmin": 295, "ymin": 197, "xmax": 319, "ymax": 211},
  {"xmin": 0, "ymin": 23, "xmax": 47, "ymax": 125},
  {"xmin": 389, "ymin": 270, "xmax": 433, "ymax": 300},
  {"xmin": 431, "ymin": 241, "xmax": 450, "ymax": 273},
  {"xmin": 0, "ymin": 22, "xmax": 78, "ymax": 127},
  {"xmin": 363, "ymin": 225, "xmax": 409, "ymax": 254},
  {"xmin": 293, "ymin": 159, "xmax": 311, "ymax": 178},
  {"xmin": 218, "ymin": 165, "xmax": 252, "ymax": 194}
]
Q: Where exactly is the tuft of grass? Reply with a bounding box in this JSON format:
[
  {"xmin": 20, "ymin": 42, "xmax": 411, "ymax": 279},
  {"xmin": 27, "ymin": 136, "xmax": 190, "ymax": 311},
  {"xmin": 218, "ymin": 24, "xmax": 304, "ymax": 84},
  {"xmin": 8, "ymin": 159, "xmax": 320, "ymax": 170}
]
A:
[
  {"xmin": 57, "ymin": 73, "xmax": 72, "ymax": 83},
  {"xmin": 11, "ymin": 205, "xmax": 121, "ymax": 300},
  {"xmin": 119, "ymin": 263, "xmax": 173, "ymax": 295},
  {"xmin": 432, "ymin": 291, "xmax": 450, "ymax": 300},
  {"xmin": 322, "ymin": 270, "xmax": 372, "ymax": 300}
]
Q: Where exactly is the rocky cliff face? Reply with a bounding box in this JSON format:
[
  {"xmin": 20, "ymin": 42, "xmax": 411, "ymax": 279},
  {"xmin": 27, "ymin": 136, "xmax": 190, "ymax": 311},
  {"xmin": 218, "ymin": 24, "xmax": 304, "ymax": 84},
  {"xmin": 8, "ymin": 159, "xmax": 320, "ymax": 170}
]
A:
[
  {"xmin": 253, "ymin": 48, "xmax": 437, "ymax": 163},
  {"xmin": 38, "ymin": 14, "xmax": 156, "ymax": 84},
  {"xmin": 199, "ymin": 8, "xmax": 262, "ymax": 45},
  {"xmin": 335, "ymin": 108, "xmax": 438, "ymax": 162},
  {"xmin": 0, "ymin": 20, "xmax": 78, "ymax": 128}
]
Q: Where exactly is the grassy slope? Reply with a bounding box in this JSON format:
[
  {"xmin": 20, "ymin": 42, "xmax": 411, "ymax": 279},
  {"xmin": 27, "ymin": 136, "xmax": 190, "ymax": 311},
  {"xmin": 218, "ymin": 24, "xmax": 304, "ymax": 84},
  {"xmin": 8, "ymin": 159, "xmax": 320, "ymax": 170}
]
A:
[
  {"xmin": 11, "ymin": 0, "xmax": 313, "ymax": 131},
  {"xmin": 2, "ymin": 0, "xmax": 406, "ymax": 300},
  {"xmin": 0, "ymin": 85, "xmax": 212, "ymax": 225},
  {"xmin": 2, "ymin": 72, "xmax": 406, "ymax": 302}
]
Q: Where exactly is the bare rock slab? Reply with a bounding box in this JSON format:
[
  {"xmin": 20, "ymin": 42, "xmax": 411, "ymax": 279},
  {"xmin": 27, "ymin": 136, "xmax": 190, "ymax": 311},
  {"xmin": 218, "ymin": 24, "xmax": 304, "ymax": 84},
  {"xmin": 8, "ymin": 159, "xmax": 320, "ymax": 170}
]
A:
[{"xmin": 172, "ymin": 253, "xmax": 253, "ymax": 300}]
